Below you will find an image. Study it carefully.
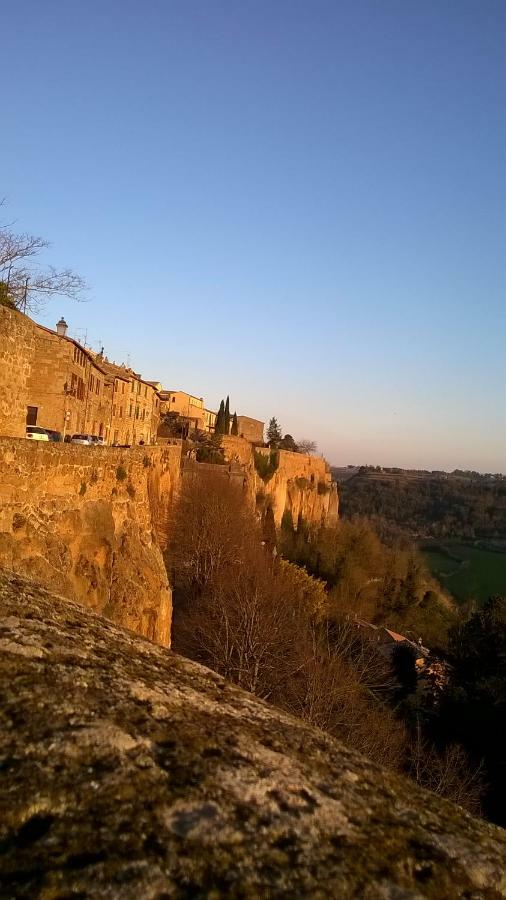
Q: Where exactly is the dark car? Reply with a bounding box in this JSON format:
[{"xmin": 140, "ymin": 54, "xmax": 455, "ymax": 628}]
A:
[{"xmin": 45, "ymin": 429, "xmax": 63, "ymax": 442}]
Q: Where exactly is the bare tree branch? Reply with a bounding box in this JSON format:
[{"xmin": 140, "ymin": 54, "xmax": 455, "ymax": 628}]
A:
[{"xmin": 0, "ymin": 203, "xmax": 87, "ymax": 313}]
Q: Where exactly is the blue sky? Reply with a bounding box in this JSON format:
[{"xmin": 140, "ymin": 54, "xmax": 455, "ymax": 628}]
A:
[{"xmin": 2, "ymin": 0, "xmax": 505, "ymax": 471}]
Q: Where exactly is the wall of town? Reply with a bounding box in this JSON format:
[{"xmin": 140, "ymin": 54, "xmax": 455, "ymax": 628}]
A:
[
  {"xmin": 221, "ymin": 436, "xmax": 339, "ymax": 527},
  {"xmin": 0, "ymin": 306, "xmax": 35, "ymax": 438},
  {"xmin": 0, "ymin": 438, "xmax": 181, "ymax": 646}
]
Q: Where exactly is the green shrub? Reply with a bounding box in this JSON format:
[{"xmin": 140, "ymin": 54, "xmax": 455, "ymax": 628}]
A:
[
  {"xmin": 254, "ymin": 450, "xmax": 279, "ymax": 482},
  {"xmin": 79, "ymin": 481, "xmax": 87, "ymax": 496},
  {"xmin": 127, "ymin": 482, "xmax": 136, "ymax": 498},
  {"xmin": 143, "ymin": 455, "xmax": 151, "ymax": 468},
  {"xmin": 317, "ymin": 481, "xmax": 330, "ymax": 495},
  {"xmin": 196, "ymin": 445, "xmax": 225, "ymax": 464},
  {"xmin": 295, "ymin": 476, "xmax": 309, "ymax": 490},
  {"xmin": 116, "ymin": 465, "xmax": 127, "ymax": 481}
]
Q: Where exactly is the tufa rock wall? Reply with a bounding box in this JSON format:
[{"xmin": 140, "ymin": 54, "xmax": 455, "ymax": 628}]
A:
[
  {"xmin": 0, "ymin": 569, "xmax": 505, "ymax": 898},
  {"xmin": 0, "ymin": 306, "xmax": 35, "ymax": 438},
  {"xmin": 222, "ymin": 436, "xmax": 339, "ymax": 528},
  {"xmin": 0, "ymin": 439, "xmax": 181, "ymax": 646}
]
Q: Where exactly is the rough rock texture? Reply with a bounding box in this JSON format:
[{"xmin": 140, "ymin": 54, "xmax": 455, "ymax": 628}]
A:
[
  {"xmin": 0, "ymin": 440, "xmax": 181, "ymax": 646},
  {"xmin": 0, "ymin": 570, "xmax": 504, "ymax": 899},
  {"xmin": 221, "ymin": 436, "xmax": 339, "ymax": 528}
]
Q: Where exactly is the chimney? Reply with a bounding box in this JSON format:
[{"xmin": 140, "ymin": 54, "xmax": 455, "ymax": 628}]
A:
[{"xmin": 56, "ymin": 317, "xmax": 68, "ymax": 337}]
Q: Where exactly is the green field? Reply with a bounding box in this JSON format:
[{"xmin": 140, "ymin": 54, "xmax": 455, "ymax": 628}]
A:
[{"xmin": 421, "ymin": 542, "xmax": 506, "ymax": 605}]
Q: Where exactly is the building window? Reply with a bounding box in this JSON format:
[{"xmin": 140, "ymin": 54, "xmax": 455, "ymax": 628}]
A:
[
  {"xmin": 26, "ymin": 406, "xmax": 38, "ymax": 426},
  {"xmin": 122, "ymin": 383, "xmax": 125, "ymax": 395}
]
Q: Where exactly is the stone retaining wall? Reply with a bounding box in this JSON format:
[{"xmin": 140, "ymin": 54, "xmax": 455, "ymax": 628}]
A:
[{"xmin": 0, "ymin": 438, "xmax": 181, "ymax": 645}]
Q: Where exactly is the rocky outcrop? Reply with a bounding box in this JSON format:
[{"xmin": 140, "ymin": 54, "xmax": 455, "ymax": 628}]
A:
[
  {"xmin": 221, "ymin": 436, "xmax": 339, "ymax": 528},
  {"xmin": 0, "ymin": 569, "xmax": 504, "ymax": 898},
  {"xmin": 0, "ymin": 440, "xmax": 181, "ymax": 646}
]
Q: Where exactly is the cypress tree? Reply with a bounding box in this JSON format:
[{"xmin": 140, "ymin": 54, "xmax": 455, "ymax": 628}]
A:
[
  {"xmin": 231, "ymin": 411, "xmax": 238, "ymax": 436},
  {"xmin": 215, "ymin": 399, "xmax": 225, "ymax": 434},
  {"xmin": 224, "ymin": 396, "xmax": 230, "ymax": 434}
]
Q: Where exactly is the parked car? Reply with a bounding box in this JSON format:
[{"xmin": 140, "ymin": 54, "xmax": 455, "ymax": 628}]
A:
[
  {"xmin": 70, "ymin": 434, "xmax": 94, "ymax": 445},
  {"xmin": 90, "ymin": 435, "xmax": 105, "ymax": 446},
  {"xmin": 26, "ymin": 426, "xmax": 49, "ymax": 441},
  {"xmin": 45, "ymin": 429, "xmax": 63, "ymax": 442}
]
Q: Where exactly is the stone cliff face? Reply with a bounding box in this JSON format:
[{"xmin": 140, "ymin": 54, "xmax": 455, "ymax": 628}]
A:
[
  {"xmin": 221, "ymin": 436, "xmax": 339, "ymax": 528},
  {"xmin": 0, "ymin": 440, "xmax": 181, "ymax": 646},
  {"xmin": 0, "ymin": 569, "xmax": 505, "ymax": 898}
]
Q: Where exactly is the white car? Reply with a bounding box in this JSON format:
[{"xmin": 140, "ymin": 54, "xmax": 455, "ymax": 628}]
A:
[
  {"xmin": 26, "ymin": 426, "xmax": 49, "ymax": 441},
  {"xmin": 70, "ymin": 434, "xmax": 94, "ymax": 445}
]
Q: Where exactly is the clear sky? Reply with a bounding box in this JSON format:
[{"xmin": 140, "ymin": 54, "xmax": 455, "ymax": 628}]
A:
[{"xmin": 1, "ymin": 0, "xmax": 505, "ymax": 472}]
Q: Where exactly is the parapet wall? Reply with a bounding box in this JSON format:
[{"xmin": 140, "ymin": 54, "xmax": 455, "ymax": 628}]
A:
[
  {"xmin": 0, "ymin": 438, "xmax": 181, "ymax": 645},
  {"xmin": 0, "ymin": 306, "xmax": 35, "ymax": 438}
]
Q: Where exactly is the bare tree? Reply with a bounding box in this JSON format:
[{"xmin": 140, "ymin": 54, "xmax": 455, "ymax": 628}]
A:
[
  {"xmin": 407, "ymin": 722, "xmax": 484, "ymax": 816},
  {"xmin": 0, "ymin": 201, "xmax": 86, "ymax": 313},
  {"xmin": 296, "ymin": 438, "xmax": 317, "ymax": 455}
]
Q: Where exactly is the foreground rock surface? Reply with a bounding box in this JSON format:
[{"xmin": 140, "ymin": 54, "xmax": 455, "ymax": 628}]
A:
[{"xmin": 0, "ymin": 570, "xmax": 504, "ymax": 899}]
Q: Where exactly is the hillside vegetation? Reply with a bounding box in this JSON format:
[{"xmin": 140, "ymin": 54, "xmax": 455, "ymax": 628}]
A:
[
  {"xmin": 335, "ymin": 466, "xmax": 506, "ymax": 607},
  {"xmin": 168, "ymin": 473, "xmax": 488, "ymax": 818}
]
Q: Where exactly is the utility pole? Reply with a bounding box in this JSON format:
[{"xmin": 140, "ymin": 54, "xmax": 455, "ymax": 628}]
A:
[{"xmin": 21, "ymin": 277, "xmax": 29, "ymax": 314}]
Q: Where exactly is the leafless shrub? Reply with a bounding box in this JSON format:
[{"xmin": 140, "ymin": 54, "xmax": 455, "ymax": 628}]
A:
[{"xmin": 407, "ymin": 722, "xmax": 484, "ymax": 816}]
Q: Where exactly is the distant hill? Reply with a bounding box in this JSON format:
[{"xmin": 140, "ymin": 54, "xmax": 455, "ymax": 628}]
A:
[{"xmin": 333, "ymin": 466, "xmax": 506, "ymax": 542}]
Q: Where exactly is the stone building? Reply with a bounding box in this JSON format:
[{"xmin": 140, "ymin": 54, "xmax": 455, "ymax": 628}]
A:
[
  {"xmin": 236, "ymin": 414, "xmax": 264, "ymax": 443},
  {"xmin": 158, "ymin": 390, "xmax": 206, "ymax": 431},
  {"xmin": 99, "ymin": 360, "xmax": 161, "ymax": 445},
  {"xmin": 0, "ymin": 307, "xmax": 160, "ymax": 444},
  {"xmin": 0, "ymin": 305, "xmax": 36, "ymax": 438},
  {"xmin": 204, "ymin": 408, "xmax": 217, "ymax": 432},
  {"xmin": 27, "ymin": 319, "xmax": 111, "ymax": 439}
]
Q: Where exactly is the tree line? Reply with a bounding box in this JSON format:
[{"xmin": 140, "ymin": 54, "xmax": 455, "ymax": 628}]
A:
[{"xmin": 338, "ymin": 469, "xmax": 506, "ymax": 541}]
